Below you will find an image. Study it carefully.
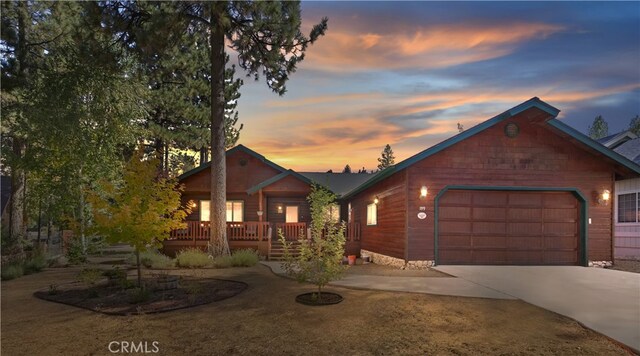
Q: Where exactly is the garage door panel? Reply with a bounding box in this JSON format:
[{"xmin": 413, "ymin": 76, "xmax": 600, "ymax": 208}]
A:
[
  {"xmin": 439, "ymin": 235, "xmax": 471, "ymax": 248},
  {"xmin": 473, "ymin": 207, "xmax": 506, "ymax": 221},
  {"xmin": 439, "ymin": 206, "xmax": 471, "ymax": 220},
  {"xmin": 472, "ymin": 222, "xmax": 506, "ymax": 235},
  {"xmin": 439, "ymin": 190, "xmax": 579, "ymax": 265},
  {"xmin": 507, "ymin": 236, "xmax": 543, "ymax": 249},
  {"xmin": 508, "ymin": 222, "xmax": 543, "ymax": 236},
  {"xmin": 508, "ymin": 208, "xmax": 542, "ymax": 221},
  {"xmin": 472, "ymin": 236, "xmax": 506, "ymax": 248}
]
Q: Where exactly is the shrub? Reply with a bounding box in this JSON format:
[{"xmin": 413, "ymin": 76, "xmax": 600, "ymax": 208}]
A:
[
  {"xmin": 128, "ymin": 287, "xmax": 151, "ymax": 304},
  {"xmin": 77, "ymin": 268, "xmax": 104, "ymax": 286},
  {"xmin": 175, "ymin": 248, "xmax": 212, "ymax": 268},
  {"xmin": 230, "ymin": 249, "xmax": 259, "ymax": 267},
  {"xmin": 211, "ymin": 255, "xmax": 233, "ymax": 268},
  {"xmin": 139, "ymin": 250, "xmax": 174, "ymax": 269},
  {"xmin": 24, "ymin": 254, "xmax": 47, "ymax": 274},
  {"xmin": 66, "ymin": 238, "xmax": 88, "ymax": 265},
  {"xmin": 103, "ymin": 267, "xmax": 127, "ymax": 281},
  {"xmin": 1, "ymin": 264, "xmax": 24, "ymax": 280}
]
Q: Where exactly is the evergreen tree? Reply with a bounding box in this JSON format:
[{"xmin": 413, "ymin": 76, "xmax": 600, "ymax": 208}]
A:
[
  {"xmin": 377, "ymin": 144, "xmax": 395, "ymax": 170},
  {"xmin": 99, "ymin": 2, "xmax": 328, "ymax": 255},
  {"xmin": 629, "ymin": 115, "xmax": 640, "ymax": 136},
  {"xmin": 342, "ymin": 165, "xmax": 352, "ymax": 173},
  {"xmin": 457, "ymin": 123, "xmax": 464, "ymax": 133},
  {"xmin": 588, "ymin": 115, "xmax": 609, "ymax": 139}
]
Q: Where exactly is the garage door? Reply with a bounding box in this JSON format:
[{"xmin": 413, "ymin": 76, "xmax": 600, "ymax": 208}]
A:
[{"xmin": 438, "ymin": 190, "xmax": 579, "ymax": 265}]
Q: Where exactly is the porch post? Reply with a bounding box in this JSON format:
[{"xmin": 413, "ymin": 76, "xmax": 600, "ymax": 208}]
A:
[{"xmin": 258, "ymin": 189, "xmax": 264, "ymax": 240}]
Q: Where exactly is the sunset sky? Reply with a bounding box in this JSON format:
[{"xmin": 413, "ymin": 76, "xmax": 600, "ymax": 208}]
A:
[{"xmin": 232, "ymin": 1, "xmax": 640, "ymax": 172}]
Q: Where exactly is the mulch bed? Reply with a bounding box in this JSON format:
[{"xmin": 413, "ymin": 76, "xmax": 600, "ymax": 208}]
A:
[
  {"xmin": 34, "ymin": 277, "xmax": 247, "ymax": 315},
  {"xmin": 295, "ymin": 292, "xmax": 343, "ymax": 306}
]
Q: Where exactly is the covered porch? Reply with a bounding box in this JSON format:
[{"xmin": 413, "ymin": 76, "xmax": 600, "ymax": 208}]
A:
[{"xmin": 162, "ymin": 221, "xmax": 362, "ymax": 258}]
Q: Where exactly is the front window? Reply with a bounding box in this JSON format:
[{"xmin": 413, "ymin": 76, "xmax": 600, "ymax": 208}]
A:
[
  {"xmin": 285, "ymin": 206, "xmax": 299, "ymax": 223},
  {"xmin": 226, "ymin": 201, "xmax": 244, "ymax": 222},
  {"xmin": 348, "ymin": 203, "xmax": 352, "ymax": 223},
  {"xmin": 328, "ymin": 204, "xmax": 340, "ymax": 223},
  {"xmin": 618, "ymin": 193, "xmax": 639, "ymax": 223},
  {"xmin": 200, "ymin": 200, "xmax": 210, "ymax": 222},
  {"xmin": 367, "ymin": 203, "xmax": 377, "ymax": 225}
]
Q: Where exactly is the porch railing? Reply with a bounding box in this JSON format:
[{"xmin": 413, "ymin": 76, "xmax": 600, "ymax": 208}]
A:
[
  {"xmin": 168, "ymin": 221, "xmax": 271, "ymax": 242},
  {"xmin": 275, "ymin": 223, "xmax": 307, "ymax": 241}
]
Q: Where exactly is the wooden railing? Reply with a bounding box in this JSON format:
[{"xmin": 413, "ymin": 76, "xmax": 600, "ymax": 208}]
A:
[
  {"xmin": 345, "ymin": 222, "xmax": 361, "ymax": 242},
  {"xmin": 275, "ymin": 223, "xmax": 308, "ymax": 241},
  {"xmin": 169, "ymin": 221, "xmax": 271, "ymax": 242}
]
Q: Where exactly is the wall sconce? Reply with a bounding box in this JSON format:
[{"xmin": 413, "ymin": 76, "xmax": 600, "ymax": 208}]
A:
[
  {"xmin": 597, "ymin": 189, "xmax": 610, "ymax": 206},
  {"xmin": 257, "ymin": 210, "xmax": 263, "ymax": 217},
  {"xmin": 277, "ymin": 205, "xmax": 283, "ymax": 214},
  {"xmin": 419, "ymin": 186, "xmax": 428, "ymax": 199},
  {"xmin": 188, "ymin": 200, "xmax": 197, "ymax": 209},
  {"xmin": 374, "ymin": 196, "xmax": 379, "ymax": 205}
]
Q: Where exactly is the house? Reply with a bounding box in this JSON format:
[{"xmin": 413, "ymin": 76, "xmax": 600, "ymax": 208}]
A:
[
  {"xmin": 165, "ymin": 97, "xmax": 640, "ymax": 267},
  {"xmin": 599, "ymin": 131, "xmax": 640, "ymax": 260},
  {"xmin": 162, "ymin": 145, "xmax": 367, "ymax": 258},
  {"xmin": 340, "ymin": 97, "xmax": 640, "ymax": 267}
]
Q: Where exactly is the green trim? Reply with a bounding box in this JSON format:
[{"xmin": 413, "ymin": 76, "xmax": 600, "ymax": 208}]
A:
[
  {"xmin": 178, "ymin": 144, "xmax": 290, "ymax": 181},
  {"xmin": 246, "ymin": 169, "xmax": 312, "ymax": 195},
  {"xmin": 433, "ymin": 185, "xmax": 588, "ymax": 267},
  {"xmin": 342, "ymin": 97, "xmax": 559, "ymax": 199},
  {"xmin": 547, "ymin": 119, "xmax": 640, "ymax": 175}
]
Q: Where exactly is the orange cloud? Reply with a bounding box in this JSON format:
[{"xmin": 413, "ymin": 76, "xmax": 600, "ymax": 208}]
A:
[{"xmin": 300, "ymin": 22, "xmax": 564, "ymax": 72}]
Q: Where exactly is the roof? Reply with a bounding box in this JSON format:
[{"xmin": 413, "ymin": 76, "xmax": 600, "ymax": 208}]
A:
[
  {"xmin": 299, "ymin": 172, "xmax": 373, "ymax": 197},
  {"xmin": 613, "ymin": 137, "xmax": 640, "ymax": 165},
  {"xmin": 597, "ymin": 130, "xmax": 638, "ymax": 149},
  {"xmin": 178, "ymin": 144, "xmax": 288, "ymax": 181},
  {"xmin": 246, "ymin": 170, "xmax": 312, "ymax": 195},
  {"xmin": 342, "ymin": 97, "xmax": 640, "ymax": 199}
]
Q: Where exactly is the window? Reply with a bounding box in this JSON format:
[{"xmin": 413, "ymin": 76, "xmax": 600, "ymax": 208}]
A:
[
  {"xmin": 347, "ymin": 203, "xmax": 352, "ymax": 223},
  {"xmin": 200, "ymin": 200, "xmax": 244, "ymax": 222},
  {"xmin": 285, "ymin": 206, "xmax": 299, "ymax": 223},
  {"xmin": 618, "ymin": 193, "xmax": 639, "ymax": 223},
  {"xmin": 226, "ymin": 201, "xmax": 244, "ymax": 222},
  {"xmin": 328, "ymin": 204, "xmax": 340, "ymax": 223},
  {"xmin": 367, "ymin": 203, "xmax": 377, "ymax": 225},
  {"xmin": 200, "ymin": 200, "xmax": 210, "ymax": 222}
]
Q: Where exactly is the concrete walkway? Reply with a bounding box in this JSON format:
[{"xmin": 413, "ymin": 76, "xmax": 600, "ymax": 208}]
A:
[
  {"xmin": 434, "ymin": 266, "xmax": 640, "ymax": 352},
  {"xmin": 261, "ymin": 261, "xmax": 515, "ymax": 300}
]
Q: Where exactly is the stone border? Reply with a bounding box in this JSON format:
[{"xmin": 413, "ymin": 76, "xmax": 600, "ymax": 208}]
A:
[{"xmin": 360, "ymin": 249, "xmax": 434, "ymax": 270}]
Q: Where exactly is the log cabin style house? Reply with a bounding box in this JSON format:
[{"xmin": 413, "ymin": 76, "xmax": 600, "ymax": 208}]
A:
[{"xmin": 164, "ymin": 98, "xmax": 640, "ymax": 267}]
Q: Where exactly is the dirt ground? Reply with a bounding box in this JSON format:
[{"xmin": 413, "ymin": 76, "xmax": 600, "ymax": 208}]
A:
[
  {"xmin": 1, "ymin": 262, "xmax": 629, "ymax": 356},
  {"xmin": 609, "ymin": 259, "xmax": 640, "ymax": 273}
]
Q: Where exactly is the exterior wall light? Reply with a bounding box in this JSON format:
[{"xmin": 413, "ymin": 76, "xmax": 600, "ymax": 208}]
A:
[
  {"xmin": 598, "ymin": 189, "xmax": 610, "ymax": 206},
  {"xmin": 374, "ymin": 196, "xmax": 379, "ymax": 205},
  {"xmin": 188, "ymin": 200, "xmax": 197, "ymax": 209},
  {"xmin": 257, "ymin": 210, "xmax": 263, "ymax": 217},
  {"xmin": 277, "ymin": 205, "xmax": 283, "ymax": 214},
  {"xmin": 420, "ymin": 186, "xmax": 428, "ymax": 199}
]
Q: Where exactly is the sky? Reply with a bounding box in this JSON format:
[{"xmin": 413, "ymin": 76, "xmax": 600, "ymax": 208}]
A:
[{"xmin": 232, "ymin": 1, "xmax": 640, "ymax": 172}]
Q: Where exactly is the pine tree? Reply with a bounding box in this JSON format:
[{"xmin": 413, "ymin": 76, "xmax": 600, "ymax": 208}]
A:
[
  {"xmin": 588, "ymin": 115, "xmax": 609, "ymax": 139},
  {"xmin": 629, "ymin": 115, "xmax": 640, "ymax": 136},
  {"xmin": 101, "ymin": 2, "xmax": 328, "ymax": 256},
  {"xmin": 342, "ymin": 165, "xmax": 352, "ymax": 173},
  {"xmin": 377, "ymin": 144, "xmax": 396, "ymax": 170}
]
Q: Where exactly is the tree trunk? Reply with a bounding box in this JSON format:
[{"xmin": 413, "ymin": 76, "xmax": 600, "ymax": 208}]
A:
[
  {"xmin": 78, "ymin": 167, "xmax": 86, "ymax": 254},
  {"xmin": 136, "ymin": 249, "xmax": 142, "ymax": 288},
  {"xmin": 9, "ymin": 138, "xmax": 26, "ymax": 254},
  {"xmin": 208, "ymin": 2, "xmax": 230, "ymax": 256}
]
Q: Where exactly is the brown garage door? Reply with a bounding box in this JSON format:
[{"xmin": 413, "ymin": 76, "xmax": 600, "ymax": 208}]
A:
[{"xmin": 438, "ymin": 190, "xmax": 579, "ymax": 265}]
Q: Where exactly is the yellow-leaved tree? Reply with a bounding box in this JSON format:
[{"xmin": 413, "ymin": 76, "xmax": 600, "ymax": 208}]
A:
[{"xmin": 88, "ymin": 149, "xmax": 189, "ymax": 287}]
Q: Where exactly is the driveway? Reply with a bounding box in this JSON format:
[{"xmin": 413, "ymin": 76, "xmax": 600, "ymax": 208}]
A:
[{"xmin": 434, "ymin": 266, "xmax": 640, "ymax": 352}]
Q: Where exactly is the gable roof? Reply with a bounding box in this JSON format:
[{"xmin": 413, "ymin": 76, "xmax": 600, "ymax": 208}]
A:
[
  {"xmin": 178, "ymin": 144, "xmax": 288, "ymax": 181},
  {"xmin": 246, "ymin": 170, "xmax": 312, "ymax": 195},
  {"xmin": 612, "ymin": 137, "xmax": 640, "ymax": 165},
  {"xmin": 342, "ymin": 97, "xmax": 640, "ymax": 199},
  {"xmin": 597, "ymin": 130, "xmax": 638, "ymax": 149},
  {"xmin": 299, "ymin": 172, "xmax": 373, "ymax": 197}
]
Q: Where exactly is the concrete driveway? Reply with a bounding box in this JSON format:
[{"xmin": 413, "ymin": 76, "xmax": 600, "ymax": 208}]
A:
[{"xmin": 434, "ymin": 266, "xmax": 640, "ymax": 352}]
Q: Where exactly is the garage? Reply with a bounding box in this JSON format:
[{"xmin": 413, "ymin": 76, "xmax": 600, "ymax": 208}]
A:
[{"xmin": 437, "ymin": 189, "xmax": 580, "ymax": 265}]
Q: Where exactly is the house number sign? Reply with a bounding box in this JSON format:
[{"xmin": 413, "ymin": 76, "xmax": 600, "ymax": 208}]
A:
[{"xmin": 417, "ymin": 212, "xmax": 427, "ymax": 220}]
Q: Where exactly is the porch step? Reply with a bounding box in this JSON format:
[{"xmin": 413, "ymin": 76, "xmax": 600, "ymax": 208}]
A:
[{"xmin": 269, "ymin": 240, "xmax": 303, "ymax": 261}]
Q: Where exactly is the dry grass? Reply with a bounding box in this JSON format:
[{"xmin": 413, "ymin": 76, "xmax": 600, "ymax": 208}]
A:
[{"xmin": 1, "ymin": 264, "xmax": 628, "ymax": 356}]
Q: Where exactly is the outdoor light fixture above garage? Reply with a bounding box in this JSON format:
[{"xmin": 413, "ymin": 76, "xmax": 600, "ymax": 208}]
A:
[
  {"xmin": 420, "ymin": 186, "xmax": 428, "ymax": 199},
  {"xmin": 598, "ymin": 189, "xmax": 611, "ymax": 206}
]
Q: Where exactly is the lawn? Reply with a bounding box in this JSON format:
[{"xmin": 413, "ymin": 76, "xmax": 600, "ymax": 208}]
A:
[{"xmin": 0, "ymin": 259, "xmax": 628, "ymax": 356}]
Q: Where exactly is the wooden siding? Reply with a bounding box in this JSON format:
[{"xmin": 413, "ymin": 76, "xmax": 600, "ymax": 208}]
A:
[
  {"xmin": 614, "ymin": 178, "xmax": 640, "ymax": 259},
  {"xmin": 405, "ymin": 111, "xmax": 616, "ymax": 262},
  {"xmin": 348, "ymin": 172, "xmax": 407, "ymax": 259},
  {"xmin": 267, "ymin": 197, "xmax": 311, "ymax": 224},
  {"xmin": 181, "ymin": 149, "xmax": 282, "ymax": 193}
]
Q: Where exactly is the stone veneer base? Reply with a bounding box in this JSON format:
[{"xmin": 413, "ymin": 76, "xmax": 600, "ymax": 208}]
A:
[
  {"xmin": 360, "ymin": 249, "xmax": 434, "ymax": 270},
  {"xmin": 588, "ymin": 260, "xmax": 613, "ymax": 268}
]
